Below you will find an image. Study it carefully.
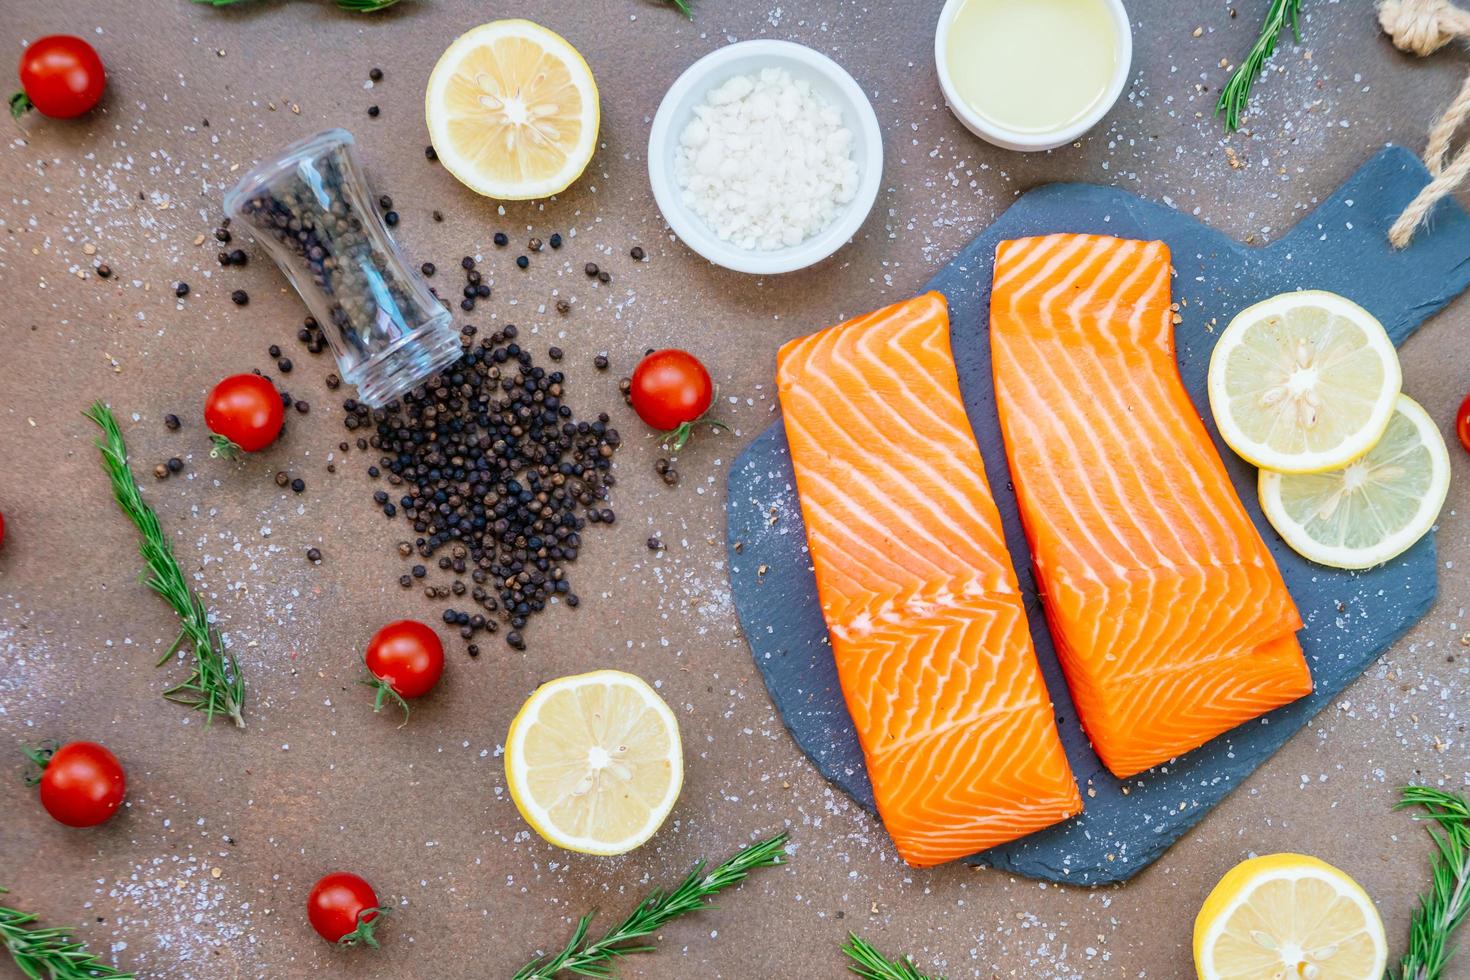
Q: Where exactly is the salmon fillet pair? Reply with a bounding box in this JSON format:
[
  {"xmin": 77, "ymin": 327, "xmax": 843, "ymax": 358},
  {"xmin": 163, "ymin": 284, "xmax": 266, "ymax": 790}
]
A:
[{"xmin": 776, "ymin": 235, "xmax": 1312, "ymax": 868}]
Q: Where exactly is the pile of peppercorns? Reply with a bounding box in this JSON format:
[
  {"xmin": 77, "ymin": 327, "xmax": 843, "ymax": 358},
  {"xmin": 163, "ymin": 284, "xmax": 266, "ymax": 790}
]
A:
[{"xmin": 340, "ymin": 324, "xmax": 619, "ymax": 651}]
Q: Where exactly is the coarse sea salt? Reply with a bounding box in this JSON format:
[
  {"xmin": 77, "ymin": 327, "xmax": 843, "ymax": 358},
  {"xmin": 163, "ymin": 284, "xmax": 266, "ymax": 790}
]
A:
[{"xmin": 674, "ymin": 67, "xmax": 859, "ymax": 251}]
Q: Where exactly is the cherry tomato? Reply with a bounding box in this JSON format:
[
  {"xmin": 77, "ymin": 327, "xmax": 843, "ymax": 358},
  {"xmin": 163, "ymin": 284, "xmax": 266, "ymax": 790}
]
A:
[
  {"xmin": 630, "ymin": 349, "xmax": 715, "ymax": 433},
  {"xmin": 11, "ymin": 36, "xmax": 106, "ymax": 120},
  {"xmin": 1457, "ymin": 393, "xmax": 1470, "ymax": 455},
  {"xmin": 30, "ymin": 741, "xmax": 125, "ymax": 828},
  {"xmin": 363, "ymin": 620, "xmax": 444, "ymax": 723},
  {"xmin": 307, "ymin": 872, "xmax": 387, "ymax": 948},
  {"xmin": 205, "ymin": 374, "xmax": 284, "ymax": 457}
]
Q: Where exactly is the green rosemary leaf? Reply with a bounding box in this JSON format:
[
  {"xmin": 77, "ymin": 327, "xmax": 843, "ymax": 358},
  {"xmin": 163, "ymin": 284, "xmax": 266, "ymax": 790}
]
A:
[
  {"xmin": 842, "ymin": 933, "xmax": 940, "ymax": 980},
  {"xmin": 514, "ymin": 832, "xmax": 789, "ymax": 979},
  {"xmin": 1216, "ymin": 0, "xmax": 1303, "ymax": 133},
  {"xmin": 0, "ymin": 888, "xmax": 135, "ymax": 980},
  {"xmin": 665, "ymin": 0, "xmax": 693, "ymax": 18},
  {"xmin": 85, "ymin": 403, "xmax": 246, "ymax": 729},
  {"xmin": 1393, "ymin": 786, "xmax": 1470, "ymax": 980}
]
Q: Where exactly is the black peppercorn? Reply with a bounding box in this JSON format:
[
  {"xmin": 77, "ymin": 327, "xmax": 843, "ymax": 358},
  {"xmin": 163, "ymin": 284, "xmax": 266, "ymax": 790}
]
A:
[
  {"xmin": 278, "ymin": 358, "xmax": 293, "ymax": 373},
  {"xmin": 630, "ymin": 246, "xmax": 646, "ymax": 260},
  {"xmin": 597, "ymin": 271, "xmax": 611, "ymax": 284},
  {"xmin": 556, "ymin": 299, "xmax": 571, "ymax": 315},
  {"xmin": 461, "ymin": 256, "xmax": 476, "ymax": 270},
  {"xmin": 425, "ymin": 145, "xmax": 438, "ymax": 161},
  {"xmin": 175, "ymin": 282, "xmax": 190, "ymax": 298},
  {"xmin": 493, "ymin": 232, "xmax": 508, "ymax": 247},
  {"xmin": 96, "ymin": 264, "xmax": 112, "ymax": 279},
  {"xmin": 384, "ymin": 210, "xmax": 399, "ymax": 226},
  {"xmin": 164, "ymin": 413, "xmax": 181, "ymax": 430},
  {"xmin": 593, "ymin": 354, "xmax": 609, "ymax": 370},
  {"xmin": 549, "ymin": 233, "xmax": 563, "ymax": 249},
  {"xmin": 307, "ymin": 547, "xmax": 323, "ymax": 563},
  {"xmin": 367, "ymin": 105, "xmax": 380, "ymax": 117},
  {"xmin": 167, "ymin": 457, "xmax": 184, "ymax": 473},
  {"xmin": 291, "ymin": 478, "xmax": 305, "ymax": 493},
  {"xmin": 229, "ymin": 249, "xmax": 247, "ymax": 265},
  {"xmin": 231, "ymin": 289, "xmax": 249, "ymax": 306},
  {"xmin": 421, "ymin": 262, "xmax": 436, "ymax": 277},
  {"xmin": 516, "ymin": 255, "xmax": 529, "ymax": 269},
  {"xmin": 214, "ymin": 228, "xmax": 232, "ymax": 243},
  {"xmin": 548, "ymin": 346, "xmax": 563, "ymax": 361},
  {"xmin": 268, "ymin": 344, "xmax": 282, "ymax": 358},
  {"xmin": 584, "ymin": 262, "xmax": 599, "ymax": 277}
]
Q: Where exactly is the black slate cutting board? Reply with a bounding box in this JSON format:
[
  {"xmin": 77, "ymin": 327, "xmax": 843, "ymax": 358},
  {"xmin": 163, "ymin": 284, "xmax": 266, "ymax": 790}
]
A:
[{"xmin": 725, "ymin": 147, "xmax": 1470, "ymax": 885}]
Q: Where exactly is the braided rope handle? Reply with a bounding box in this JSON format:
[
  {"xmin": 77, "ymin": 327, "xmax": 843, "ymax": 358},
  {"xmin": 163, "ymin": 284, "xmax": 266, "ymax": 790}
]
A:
[{"xmin": 1380, "ymin": 0, "xmax": 1470, "ymax": 246}]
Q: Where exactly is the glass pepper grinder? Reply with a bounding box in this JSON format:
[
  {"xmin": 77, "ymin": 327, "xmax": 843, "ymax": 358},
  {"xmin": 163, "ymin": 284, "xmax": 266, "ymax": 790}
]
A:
[{"xmin": 223, "ymin": 129, "xmax": 459, "ymax": 408}]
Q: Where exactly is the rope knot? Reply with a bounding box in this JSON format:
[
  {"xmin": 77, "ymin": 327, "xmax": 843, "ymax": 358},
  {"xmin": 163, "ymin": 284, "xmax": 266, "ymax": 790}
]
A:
[{"xmin": 1379, "ymin": 0, "xmax": 1470, "ymax": 55}]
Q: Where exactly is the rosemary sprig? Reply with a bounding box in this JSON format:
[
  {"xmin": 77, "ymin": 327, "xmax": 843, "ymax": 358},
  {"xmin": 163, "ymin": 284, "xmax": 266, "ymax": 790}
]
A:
[
  {"xmin": 191, "ymin": 0, "xmax": 402, "ymax": 11},
  {"xmin": 85, "ymin": 403, "xmax": 245, "ymax": 729},
  {"xmin": 1216, "ymin": 0, "xmax": 1303, "ymax": 133},
  {"xmin": 514, "ymin": 832, "xmax": 789, "ymax": 979},
  {"xmin": 663, "ymin": 0, "xmax": 693, "ymax": 18},
  {"xmin": 1393, "ymin": 786, "xmax": 1470, "ymax": 980},
  {"xmin": 842, "ymin": 933, "xmax": 940, "ymax": 980},
  {"xmin": 0, "ymin": 888, "xmax": 135, "ymax": 980}
]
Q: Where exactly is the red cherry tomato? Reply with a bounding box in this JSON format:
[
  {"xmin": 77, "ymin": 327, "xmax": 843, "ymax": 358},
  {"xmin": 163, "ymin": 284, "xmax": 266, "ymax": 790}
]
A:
[
  {"xmin": 12, "ymin": 36, "xmax": 106, "ymax": 120},
  {"xmin": 307, "ymin": 872, "xmax": 386, "ymax": 948},
  {"xmin": 1457, "ymin": 393, "xmax": 1470, "ymax": 455},
  {"xmin": 363, "ymin": 620, "xmax": 444, "ymax": 723},
  {"xmin": 631, "ymin": 349, "xmax": 714, "ymax": 432},
  {"xmin": 32, "ymin": 741, "xmax": 125, "ymax": 828},
  {"xmin": 205, "ymin": 374, "xmax": 284, "ymax": 456}
]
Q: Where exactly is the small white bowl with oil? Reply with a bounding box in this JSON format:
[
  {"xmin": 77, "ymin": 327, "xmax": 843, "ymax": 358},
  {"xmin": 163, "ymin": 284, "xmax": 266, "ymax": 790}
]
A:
[{"xmin": 935, "ymin": 0, "xmax": 1132, "ymax": 152}]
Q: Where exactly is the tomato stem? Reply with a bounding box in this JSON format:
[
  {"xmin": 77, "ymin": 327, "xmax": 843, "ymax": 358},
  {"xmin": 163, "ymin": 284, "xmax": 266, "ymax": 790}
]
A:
[
  {"xmin": 337, "ymin": 906, "xmax": 390, "ymax": 949},
  {"xmin": 658, "ymin": 416, "xmax": 728, "ymax": 453},
  {"xmin": 20, "ymin": 741, "xmax": 56, "ymax": 787},
  {"xmin": 8, "ymin": 92, "xmax": 32, "ymax": 120},
  {"xmin": 208, "ymin": 434, "xmax": 243, "ymax": 460},
  {"xmin": 360, "ymin": 674, "xmax": 412, "ymax": 727}
]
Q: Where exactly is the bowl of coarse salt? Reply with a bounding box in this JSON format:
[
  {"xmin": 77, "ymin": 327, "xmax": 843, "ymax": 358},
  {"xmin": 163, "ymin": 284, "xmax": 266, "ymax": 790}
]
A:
[{"xmin": 648, "ymin": 40, "xmax": 883, "ymax": 275}]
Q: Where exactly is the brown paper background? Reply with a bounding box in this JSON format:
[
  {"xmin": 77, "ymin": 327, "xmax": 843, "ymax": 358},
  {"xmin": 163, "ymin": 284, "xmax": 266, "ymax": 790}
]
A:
[{"xmin": 2, "ymin": 1, "xmax": 1467, "ymax": 977}]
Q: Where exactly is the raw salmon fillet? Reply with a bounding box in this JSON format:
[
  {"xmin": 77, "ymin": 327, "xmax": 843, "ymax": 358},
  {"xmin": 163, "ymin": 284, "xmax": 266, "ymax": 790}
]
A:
[
  {"xmin": 989, "ymin": 234, "xmax": 1313, "ymax": 779},
  {"xmin": 777, "ymin": 292, "xmax": 1081, "ymax": 867}
]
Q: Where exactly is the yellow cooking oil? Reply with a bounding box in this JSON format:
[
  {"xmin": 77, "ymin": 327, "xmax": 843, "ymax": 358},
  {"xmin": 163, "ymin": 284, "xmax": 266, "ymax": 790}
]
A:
[{"xmin": 944, "ymin": 0, "xmax": 1118, "ymax": 134}]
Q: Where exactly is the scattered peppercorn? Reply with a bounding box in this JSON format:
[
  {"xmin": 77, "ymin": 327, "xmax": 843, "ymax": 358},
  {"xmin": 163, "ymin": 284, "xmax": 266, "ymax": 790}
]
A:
[
  {"xmin": 461, "ymin": 298, "xmax": 475, "ymax": 312},
  {"xmin": 214, "ymin": 228, "xmax": 232, "ymax": 243},
  {"xmin": 630, "ymin": 246, "xmax": 645, "ymax": 260},
  {"xmin": 295, "ymin": 400, "xmax": 310, "ymax": 414},
  {"xmin": 384, "ymin": 210, "xmax": 399, "ymax": 227},
  {"xmin": 275, "ymin": 471, "xmax": 290, "ymax": 487},
  {"xmin": 164, "ymin": 413, "xmax": 182, "ymax": 431},
  {"xmin": 548, "ymin": 346, "xmax": 563, "ymax": 361},
  {"xmin": 432, "ymin": 210, "xmax": 444, "ymax": 222},
  {"xmin": 584, "ymin": 262, "xmax": 599, "ymax": 277},
  {"xmin": 326, "ymin": 374, "xmax": 341, "ymax": 389},
  {"xmin": 268, "ymin": 344, "xmax": 282, "ymax": 358},
  {"xmin": 367, "ymin": 105, "xmax": 380, "ymax": 117},
  {"xmin": 96, "ymin": 264, "xmax": 112, "ymax": 279},
  {"xmin": 175, "ymin": 282, "xmax": 190, "ymax": 298},
  {"xmin": 306, "ymin": 547, "xmax": 323, "ymax": 563},
  {"xmin": 421, "ymin": 262, "xmax": 436, "ymax": 277},
  {"xmin": 369, "ymin": 67, "xmax": 383, "ymax": 81},
  {"xmin": 662, "ymin": 468, "xmax": 680, "ymax": 486},
  {"xmin": 647, "ymin": 536, "xmax": 663, "ymax": 551},
  {"xmin": 291, "ymin": 478, "xmax": 305, "ymax": 493},
  {"xmin": 597, "ymin": 270, "xmax": 611, "ymax": 284},
  {"xmin": 399, "ymin": 574, "xmax": 413, "ymax": 589},
  {"xmin": 516, "ymin": 255, "xmax": 529, "ymax": 269},
  {"xmin": 593, "ymin": 354, "xmax": 609, "ymax": 371},
  {"xmin": 229, "ymin": 249, "xmax": 247, "ymax": 266},
  {"xmin": 153, "ymin": 463, "xmax": 169, "ymax": 480},
  {"xmin": 231, "ymin": 289, "xmax": 249, "ymax": 306},
  {"xmin": 529, "ymin": 237, "xmax": 543, "ymax": 252},
  {"xmin": 278, "ymin": 358, "xmax": 293, "ymax": 373},
  {"xmin": 493, "ymin": 232, "xmax": 509, "ymax": 247},
  {"xmin": 556, "ymin": 299, "xmax": 571, "ymax": 315},
  {"xmin": 549, "ymin": 233, "xmax": 563, "ymax": 249},
  {"xmin": 425, "ymin": 145, "xmax": 438, "ymax": 162},
  {"xmin": 467, "ymin": 643, "xmax": 479, "ymax": 657},
  {"xmin": 167, "ymin": 457, "xmax": 184, "ymax": 473}
]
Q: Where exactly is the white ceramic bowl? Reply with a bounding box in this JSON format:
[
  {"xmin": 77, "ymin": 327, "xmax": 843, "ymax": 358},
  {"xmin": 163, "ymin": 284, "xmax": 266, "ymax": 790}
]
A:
[
  {"xmin": 647, "ymin": 40, "xmax": 883, "ymax": 276},
  {"xmin": 934, "ymin": 0, "xmax": 1132, "ymax": 152}
]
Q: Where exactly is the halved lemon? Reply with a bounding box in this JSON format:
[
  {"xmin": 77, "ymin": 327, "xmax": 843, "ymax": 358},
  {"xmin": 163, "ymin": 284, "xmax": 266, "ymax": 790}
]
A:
[
  {"xmin": 426, "ymin": 20, "xmax": 600, "ymax": 201},
  {"xmin": 1208, "ymin": 291, "xmax": 1401, "ymax": 473},
  {"xmin": 505, "ymin": 669, "xmax": 682, "ymax": 856},
  {"xmin": 1194, "ymin": 853, "xmax": 1387, "ymax": 980},
  {"xmin": 1259, "ymin": 395, "xmax": 1450, "ymax": 570}
]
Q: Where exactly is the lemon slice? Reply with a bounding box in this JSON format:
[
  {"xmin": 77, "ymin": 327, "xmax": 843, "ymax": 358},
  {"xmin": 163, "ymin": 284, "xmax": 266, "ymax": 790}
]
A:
[
  {"xmin": 1208, "ymin": 290, "xmax": 1401, "ymax": 473},
  {"xmin": 1259, "ymin": 395, "xmax": 1450, "ymax": 570},
  {"xmin": 1194, "ymin": 853, "xmax": 1387, "ymax": 980},
  {"xmin": 426, "ymin": 20, "xmax": 599, "ymax": 201},
  {"xmin": 505, "ymin": 669, "xmax": 682, "ymax": 855}
]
